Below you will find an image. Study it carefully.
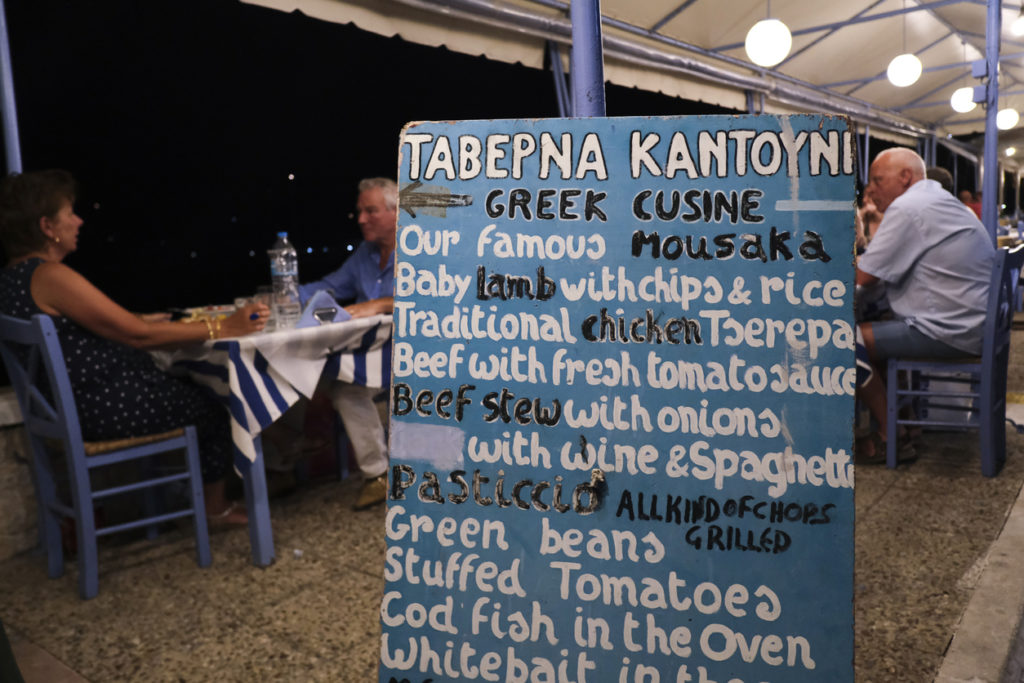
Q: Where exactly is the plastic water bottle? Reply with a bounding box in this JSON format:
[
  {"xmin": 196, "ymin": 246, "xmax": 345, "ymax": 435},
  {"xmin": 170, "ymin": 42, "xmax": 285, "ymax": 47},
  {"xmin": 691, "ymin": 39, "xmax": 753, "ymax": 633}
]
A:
[{"xmin": 268, "ymin": 232, "xmax": 301, "ymax": 329}]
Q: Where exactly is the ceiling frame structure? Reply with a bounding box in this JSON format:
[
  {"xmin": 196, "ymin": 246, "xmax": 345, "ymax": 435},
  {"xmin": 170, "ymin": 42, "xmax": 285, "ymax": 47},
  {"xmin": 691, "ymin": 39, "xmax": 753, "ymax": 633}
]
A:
[{"xmin": 4, "ymin": 0, "xmax": 1024, "ymax": 227}]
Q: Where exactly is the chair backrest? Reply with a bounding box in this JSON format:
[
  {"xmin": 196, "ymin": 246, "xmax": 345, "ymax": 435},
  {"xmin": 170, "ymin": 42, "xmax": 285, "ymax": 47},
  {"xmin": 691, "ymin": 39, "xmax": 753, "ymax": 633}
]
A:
[
  {"xmin": 982, "ymin": 245, "xmax": 1024, "ymax": 375},
  {"xmin": 0, "ymin": 314, "xmax": 85, "ymax": 453}
]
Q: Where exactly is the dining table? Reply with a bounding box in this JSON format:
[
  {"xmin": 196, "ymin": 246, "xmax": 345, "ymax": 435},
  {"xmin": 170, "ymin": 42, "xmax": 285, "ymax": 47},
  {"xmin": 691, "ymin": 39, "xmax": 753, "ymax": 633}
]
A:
[{"xmin": 154, "ymin": 313, "xmax": 393, "ymax": 566}]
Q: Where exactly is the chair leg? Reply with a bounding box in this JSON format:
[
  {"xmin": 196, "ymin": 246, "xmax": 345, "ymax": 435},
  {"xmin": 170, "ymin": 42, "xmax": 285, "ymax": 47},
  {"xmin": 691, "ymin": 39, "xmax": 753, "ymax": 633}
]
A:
[
  {"xmin": 71, "ymin": 490, "xmax": 99, "ymax": 600},
  {"xmin": 28, "ymin": 443, "xmax": 65, "ymax": 579},
  {"xmin": 886, "ymin": 364, "xmax": 899, "ymax": 469},
  {"xmin": 139, "ymin": 459, "xmax": 161, "ymax": 541},
  {"xmin": 244, "ymin": 436, "xmax": 275, "ymax": 567},
  {"xmin": 980, "ymin": 392, "xmax": 1002, "ymax": 477},
  {"xmin": 183, "ymin": 427, "xmax": 211, "ymax": 568}
]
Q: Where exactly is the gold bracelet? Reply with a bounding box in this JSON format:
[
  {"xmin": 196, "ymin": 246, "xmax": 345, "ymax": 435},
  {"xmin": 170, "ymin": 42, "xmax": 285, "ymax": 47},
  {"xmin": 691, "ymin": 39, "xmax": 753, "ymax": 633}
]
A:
[
  {"xmin": 202, "ymin": 318, "xmax": 214, "ymax": 340},
  {"xmin": 213, "ymin": 318, "xmax": 221, "ymax": 340}
]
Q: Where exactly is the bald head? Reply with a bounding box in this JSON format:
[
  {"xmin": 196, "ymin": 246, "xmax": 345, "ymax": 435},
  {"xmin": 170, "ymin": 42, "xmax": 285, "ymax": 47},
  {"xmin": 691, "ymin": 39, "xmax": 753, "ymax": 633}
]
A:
[{"xmin": 867, "ymin": 147, "xmax": 927, "ymax": 212}]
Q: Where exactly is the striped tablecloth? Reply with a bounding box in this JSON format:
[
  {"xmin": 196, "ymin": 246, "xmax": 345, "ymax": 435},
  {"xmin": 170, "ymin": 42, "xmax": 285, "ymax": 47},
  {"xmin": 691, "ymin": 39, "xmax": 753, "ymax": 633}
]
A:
[{"xmin": 159, "ymin": 314, "xmax": 392, "ymax": 469}]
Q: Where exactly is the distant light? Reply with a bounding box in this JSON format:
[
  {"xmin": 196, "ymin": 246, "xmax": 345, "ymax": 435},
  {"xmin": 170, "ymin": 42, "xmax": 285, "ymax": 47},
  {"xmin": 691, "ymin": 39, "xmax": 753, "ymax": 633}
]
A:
[
  {"xmin": 887, "ymin": 54, "xmax": 922, "ymax": 87},
  {"xmin": 950, "ymin": 87, "xmax": 977, "ymax": 113},
  {"xmin": 190, "ymin": 251, "xmax": 198, "ymax": 258},
  {"xmin": 1007, "ymin": 147, "xmax": 1017, "ymax": 157},
  {"xmin": 92, "ymin": 202, "xmax": 101, "ymax": 210},
  {"xmin": 249, "ymin": 250, "xmax": 255, "ymax": 257},
  {"xmin": 230, "ymin": 216, "xmax": 237, "ymax": 223},
  {"xmin": 998, "ymin": 108, "xmax": 1020, "ymax": 130},
  {"xmin": 744, "ymin": 18, "xmax": 792, "ymax": 68},
  {"xmin": 322, "ymin": 246, "xmax": 328, "ymax": 252},
  {"xmin": 1013, "ymin": 13, "xmax": 1024, "ymax": 36},
  {"xmin": 347, "ymin": 244, "xmax": 354, "ymax": 252},
  {"xmin": 288, "ymin": 173, "xmax": 295, "ymax": 180},
  {"xmin": 306, "ymin": 247, "xmax": 313, "ymax": 253}
]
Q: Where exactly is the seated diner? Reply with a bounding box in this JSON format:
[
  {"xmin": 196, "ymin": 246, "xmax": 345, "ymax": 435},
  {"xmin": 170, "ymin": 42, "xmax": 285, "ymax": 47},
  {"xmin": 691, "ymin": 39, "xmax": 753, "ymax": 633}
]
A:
[
  {"xmin": 855, "ymin": 149, "xmax": 995, "ymax": 462},
  {"xmin": 0, "ymin": 170, "xmax": 270, "ymax": 526}
]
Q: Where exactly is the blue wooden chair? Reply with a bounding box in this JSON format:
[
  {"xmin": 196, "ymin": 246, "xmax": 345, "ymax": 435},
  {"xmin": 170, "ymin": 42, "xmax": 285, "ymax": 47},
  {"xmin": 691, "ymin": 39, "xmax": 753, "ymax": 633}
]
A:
[
  {"xmin": 0, "ymin": 314, "xmax": 211, "ymax": 599},
  {"xmin": 886, "ymin": 245, "xmax": 1024, "ymax": 476}
]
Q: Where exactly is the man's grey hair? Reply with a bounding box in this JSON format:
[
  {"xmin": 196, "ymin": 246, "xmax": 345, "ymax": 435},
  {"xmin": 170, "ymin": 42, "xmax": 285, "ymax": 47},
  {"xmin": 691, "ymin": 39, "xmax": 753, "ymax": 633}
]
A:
[{"xmin": 358, "ymin": 177, "xmax": 398, "ymax": 211}]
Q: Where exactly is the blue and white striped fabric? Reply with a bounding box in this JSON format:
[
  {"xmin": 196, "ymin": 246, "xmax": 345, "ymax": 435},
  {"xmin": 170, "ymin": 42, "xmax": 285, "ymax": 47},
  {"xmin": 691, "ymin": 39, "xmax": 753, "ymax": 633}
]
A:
[{"xmin": 165, "ymin": 315, "xmax": 392, "ymax": 470}]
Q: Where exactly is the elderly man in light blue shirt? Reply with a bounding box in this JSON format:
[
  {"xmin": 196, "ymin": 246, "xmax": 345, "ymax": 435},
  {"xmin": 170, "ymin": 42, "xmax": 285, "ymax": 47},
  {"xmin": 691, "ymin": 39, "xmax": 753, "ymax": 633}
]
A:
[
  {"xmin": 301, "ymin": 177, "xmax": 397, "ymax": 509},
  {"xmin": 300, "ymin": 178, "xmax": 396, "ymax": 318},
  {"xmin": 855, "ymin": 148, "xmax": 995, "ymax": 462}
]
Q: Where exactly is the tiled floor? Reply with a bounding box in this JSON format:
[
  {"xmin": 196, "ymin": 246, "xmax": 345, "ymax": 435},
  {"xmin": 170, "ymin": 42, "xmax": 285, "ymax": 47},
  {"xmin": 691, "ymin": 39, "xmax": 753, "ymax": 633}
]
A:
[{"xmin": 4, "ymin": 350, "xmax": 1024, "ymax": 681}]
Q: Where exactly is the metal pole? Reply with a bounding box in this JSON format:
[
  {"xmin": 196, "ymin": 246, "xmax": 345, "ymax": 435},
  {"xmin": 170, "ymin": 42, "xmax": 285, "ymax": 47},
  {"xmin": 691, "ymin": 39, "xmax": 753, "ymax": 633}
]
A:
[
  {"xmin": 547, "ymin": 41, "xmax": 570, "ymax": 117},
  {"xmin": 1011, "ymin": 169, "xmax": 1019, "ymax": 223},
  {"xmin": 861, "ymin": 125, "xmax": 871, "ymax": 188},
  {"xmin": 0, "ymin": 0, "xmax": 22, "ymax": 174},
  {"xmin": 981, "ymin": 0, "xmax": 1000, "ymax": 241},
  {"xmin": 569, "ymin": 0, "xmax": 605, "ymax": 117},
  {"xmin": 953, "ymin": 152, "xmax": 958, "ymax": 193}
]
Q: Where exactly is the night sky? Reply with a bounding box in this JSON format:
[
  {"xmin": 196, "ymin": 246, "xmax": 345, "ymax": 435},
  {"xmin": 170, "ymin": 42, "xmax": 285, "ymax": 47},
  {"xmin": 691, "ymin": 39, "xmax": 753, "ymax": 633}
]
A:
[{"xmin": 3, "ymin": 0, "xmax": 737, "ymax": 311}]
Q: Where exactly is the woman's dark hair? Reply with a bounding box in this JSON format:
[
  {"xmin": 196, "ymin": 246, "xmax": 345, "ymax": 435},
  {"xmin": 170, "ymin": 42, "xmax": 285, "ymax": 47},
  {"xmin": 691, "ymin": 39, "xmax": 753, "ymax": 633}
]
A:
[{"xmin": 0, "ymin": 170, "xmax": 77, "ymax": 260}]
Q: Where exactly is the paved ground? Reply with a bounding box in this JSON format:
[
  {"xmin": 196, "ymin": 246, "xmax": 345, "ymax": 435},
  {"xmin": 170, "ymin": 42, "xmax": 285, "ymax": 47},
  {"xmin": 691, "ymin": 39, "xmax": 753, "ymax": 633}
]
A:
[{"xmin": 4, "ymin": 340, "xmax": 1024, "ymax": 682}]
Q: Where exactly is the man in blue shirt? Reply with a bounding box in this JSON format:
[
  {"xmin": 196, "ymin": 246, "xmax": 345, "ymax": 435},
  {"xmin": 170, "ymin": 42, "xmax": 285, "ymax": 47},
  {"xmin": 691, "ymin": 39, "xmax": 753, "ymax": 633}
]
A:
[
  {"xmin": 855, "ymin": 148, "xmax": 994, "ymax": 462},
  {"xmin": 300, "ymin": 177, "xmax": 395, "ymax": 317},
  {"xmin": 302, "ymin": 177, "xmax": 396, "ymax": 508}
]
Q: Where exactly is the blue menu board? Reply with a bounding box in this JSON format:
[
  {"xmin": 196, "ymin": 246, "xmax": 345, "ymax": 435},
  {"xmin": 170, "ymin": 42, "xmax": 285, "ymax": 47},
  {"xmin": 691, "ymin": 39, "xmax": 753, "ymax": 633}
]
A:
[{"xmin": 383, "ymin": 115, "xmax": 855, "ymax": 683}]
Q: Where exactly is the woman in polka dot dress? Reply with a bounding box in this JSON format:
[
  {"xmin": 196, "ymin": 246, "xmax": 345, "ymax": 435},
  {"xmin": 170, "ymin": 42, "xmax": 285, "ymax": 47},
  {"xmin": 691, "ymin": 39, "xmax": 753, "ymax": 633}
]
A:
[{"xmin": 0, "ymin": 170, "xmax": 271, "ymax": 526}]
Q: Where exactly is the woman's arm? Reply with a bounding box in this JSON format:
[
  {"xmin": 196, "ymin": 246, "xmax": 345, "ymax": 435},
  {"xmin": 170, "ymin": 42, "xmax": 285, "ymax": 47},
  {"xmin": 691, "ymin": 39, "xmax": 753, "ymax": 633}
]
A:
[{"xmin": 30, "ymin": 261, "xmax": 267, "ymax": 348}]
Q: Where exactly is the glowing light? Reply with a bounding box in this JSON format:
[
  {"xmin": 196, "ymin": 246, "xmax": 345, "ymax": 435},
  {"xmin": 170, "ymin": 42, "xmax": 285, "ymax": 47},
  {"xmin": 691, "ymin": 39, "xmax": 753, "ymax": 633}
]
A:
[
  {"xmin": 1007, "ymin": 147, "xmax": 1017, "ymax": 157},
  {"xmin": 887, "ymin": 53, "xmax": 922, "ymax": 87},
  {"xmin": 744, "ymin": 19, "xmax": 792, "ymax": 67},
  {"xmin": 998, "ymin": 108, "xmax": 1020, "ymax": 130},
  {"xmin": 287, "ymin": 173, "xmax": 295, "ymax": 180},
  {"xmin": 1012, "ymin": 14, "xmax": 1024, "ymax": 36},
  {"xmin": 950, "ymin": 86, "xmax": 977, "ymax": 113}
]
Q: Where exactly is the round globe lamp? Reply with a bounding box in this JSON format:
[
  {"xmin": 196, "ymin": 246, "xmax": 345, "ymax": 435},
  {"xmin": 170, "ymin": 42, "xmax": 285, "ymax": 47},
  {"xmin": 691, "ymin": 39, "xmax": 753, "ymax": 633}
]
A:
[
  {"xmin": 1013, "ymin": 14, "xmax": 1024, "ymax": 36},
  {"xmin": 744, "ymin": 19, "xmax": 792, "ymax": 68},
  {"xmin": 950, "ymin": 87, "xmax": 976, "ymax": 113},
  {"xmin": 998, "ymin": 108, "xmax": 1020, "ymax": 130},
  {"xmin": 887, "ymin": 53, "xmax": 922, "ymax": 87}
]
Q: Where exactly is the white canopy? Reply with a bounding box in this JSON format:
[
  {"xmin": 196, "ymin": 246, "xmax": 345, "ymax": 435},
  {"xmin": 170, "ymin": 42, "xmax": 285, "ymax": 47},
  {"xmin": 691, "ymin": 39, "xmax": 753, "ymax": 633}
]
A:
[{"xmin": 243, "ymin": 0, "xmax": 1024, "ymax": 159}]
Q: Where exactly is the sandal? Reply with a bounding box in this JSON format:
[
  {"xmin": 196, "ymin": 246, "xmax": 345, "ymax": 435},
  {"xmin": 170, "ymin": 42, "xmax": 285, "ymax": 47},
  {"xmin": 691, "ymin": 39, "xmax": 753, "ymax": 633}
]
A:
[
  {"xmin": 856, "ymin": 431, "xmax": 917, "ymax": 465},
  {"xmin": 207, "ymin": 501, "xmax": 248, "ymax": 528}
]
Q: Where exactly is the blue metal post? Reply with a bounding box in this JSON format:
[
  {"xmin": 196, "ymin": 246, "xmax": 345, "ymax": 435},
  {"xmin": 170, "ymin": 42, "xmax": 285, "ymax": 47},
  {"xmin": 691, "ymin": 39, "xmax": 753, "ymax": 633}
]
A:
[
  {"xmin": 860, "ymin": 125, "xmax": 871, "ymax": 188},
  {"xmin": 0, "ymin": 0, "xmax": 22, "ymax": 174},
  {"xmin": 570, "ymin": 0, "xmax": 606, "ymax": 117},
  {"xmin": 547, "ymin": 41, "xmax": 571, "ymax": 118},
  {"xmin": 981, "ymin": 0, "xmax": 1000, "ymax": 241}
]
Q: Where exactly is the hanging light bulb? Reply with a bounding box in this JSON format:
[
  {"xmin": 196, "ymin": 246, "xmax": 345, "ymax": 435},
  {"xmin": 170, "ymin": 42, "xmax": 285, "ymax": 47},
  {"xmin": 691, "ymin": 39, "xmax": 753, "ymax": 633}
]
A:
[
  {"xmin": 1013, "ymin": 3, "xmax": 1024, "ymax": 36},
  {"xmin": 888, "ymin": 0, "xmax": 922, "ymax": 87},
  {"xmin": 950, "ymin": 87, "xmax": 976, "ymax": 113},
  {"xmin": 998, "ymin": 108, "xmax": 1020, "ymax": 130},
  {"xmin": 888, "ymin": 54, "xmax": 923, "ymax": 87},
  {"xmin": 744, "ymin": 1, "xmax": 792, "ymax": 68}
]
